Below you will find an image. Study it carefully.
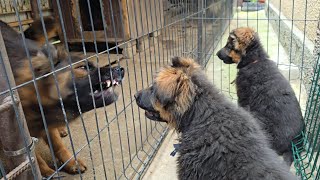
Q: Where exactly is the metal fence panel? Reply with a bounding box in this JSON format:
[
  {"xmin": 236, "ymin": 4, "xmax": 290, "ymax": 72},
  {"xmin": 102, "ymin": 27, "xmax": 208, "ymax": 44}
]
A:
[{"xmin": 0, "ymin": 0, "xmax": 319, "ymax": 179}]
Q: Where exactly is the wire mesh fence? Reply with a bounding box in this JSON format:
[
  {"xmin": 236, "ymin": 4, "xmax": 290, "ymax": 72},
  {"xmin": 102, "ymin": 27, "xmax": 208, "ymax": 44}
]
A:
[
  {"xmin": 0, "ymin": 0, "xmax": 319, "ymax": 179},
  {"xmin": 292, "ymin": 21, "xmax": 320, "ymax": 180}
]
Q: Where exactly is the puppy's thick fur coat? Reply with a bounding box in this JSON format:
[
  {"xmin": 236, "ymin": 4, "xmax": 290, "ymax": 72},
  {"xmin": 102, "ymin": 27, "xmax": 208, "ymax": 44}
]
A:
[
  {"xmin": 135, "ymin": 57, "xmax": 297, "ymax": 180},
  {"xmin": 217, "ymin": 27, "xmax": 305, "ymax": 166}
]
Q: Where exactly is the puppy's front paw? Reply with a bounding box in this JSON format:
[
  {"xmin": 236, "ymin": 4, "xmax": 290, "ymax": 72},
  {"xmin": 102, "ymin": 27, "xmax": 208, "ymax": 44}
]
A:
[{"xmin": 64, "ymin": 158, "xmax": 87, "ymax": 174}]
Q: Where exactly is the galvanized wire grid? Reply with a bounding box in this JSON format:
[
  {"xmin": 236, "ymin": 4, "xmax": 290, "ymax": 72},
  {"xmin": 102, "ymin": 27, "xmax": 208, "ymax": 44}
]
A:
[
  {"xmin": 0, "ymin": 0, "xmax": 319, "ymax": 179},
  {"xmin": 292, "ymin": 52, "xmax": 320, "ymax": 180},
  {"xmin": 292, "ymin": 20, "xmax": 320, "ymax": 179}
]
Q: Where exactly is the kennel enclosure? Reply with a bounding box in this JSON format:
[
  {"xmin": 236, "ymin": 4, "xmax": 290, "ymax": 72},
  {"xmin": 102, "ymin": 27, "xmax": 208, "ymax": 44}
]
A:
[{"xmin": 0, "ymin": 0, "xmax": 319, "ymax": 179}]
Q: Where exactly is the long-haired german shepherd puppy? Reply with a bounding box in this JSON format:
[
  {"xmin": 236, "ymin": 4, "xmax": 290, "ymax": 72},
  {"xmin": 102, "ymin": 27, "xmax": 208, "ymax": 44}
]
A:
[
  {"xmin": 216, "ymin": 27, "xmax": 304, "ymax": 166},
  {"xmin": 135, "ymin": 57, "xmax": 296, "ymax": 179},
  {"xmin": 0, "ymin": 17, "xmax": 124, "ymax": 177}
]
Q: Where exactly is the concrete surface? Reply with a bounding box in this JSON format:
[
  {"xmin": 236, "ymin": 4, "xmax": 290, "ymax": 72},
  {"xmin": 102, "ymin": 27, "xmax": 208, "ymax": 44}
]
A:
[
  {"xmin": 269, "ymin": 0, "xmax": 320, "ymax": 42},
  {"xmin": 267, "ymin": 2, "xmax": 316, "ymax": 91},
  {"xmin": 142, "ymin": 131, "xmax": 179, "ymax": 180}
]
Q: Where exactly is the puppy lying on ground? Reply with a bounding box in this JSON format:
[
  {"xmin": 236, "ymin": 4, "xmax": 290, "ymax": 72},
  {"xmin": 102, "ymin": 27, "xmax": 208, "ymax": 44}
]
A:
[
  {"xmin": 216, "ymin": 27, "xmax": 305, "ymax": 166},
  {"xmin": 135, "ymin": 57, "xmax": 297, "ymax": 180},
  {"xmin": 0, "ymin": 17, "xmax": 124, "ymax": 177}
]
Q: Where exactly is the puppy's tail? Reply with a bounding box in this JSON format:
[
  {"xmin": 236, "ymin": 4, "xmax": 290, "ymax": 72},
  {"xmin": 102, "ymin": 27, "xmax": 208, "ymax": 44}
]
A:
[{"xmin": 24, "ymin": 16, "xmax": 59, "ymax": 45}]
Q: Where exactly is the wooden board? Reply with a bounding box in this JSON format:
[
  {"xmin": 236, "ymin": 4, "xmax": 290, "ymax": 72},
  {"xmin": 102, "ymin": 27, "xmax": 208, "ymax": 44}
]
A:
[{"xmin": 52, "ymin": 0, "xmax": 163, "ymax": 43}]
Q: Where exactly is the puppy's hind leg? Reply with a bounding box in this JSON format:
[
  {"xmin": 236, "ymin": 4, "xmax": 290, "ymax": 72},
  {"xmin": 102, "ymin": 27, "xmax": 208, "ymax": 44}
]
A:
[{"xmin": 36, "ymin": 152, "xmax": 55, "ymax": 177}]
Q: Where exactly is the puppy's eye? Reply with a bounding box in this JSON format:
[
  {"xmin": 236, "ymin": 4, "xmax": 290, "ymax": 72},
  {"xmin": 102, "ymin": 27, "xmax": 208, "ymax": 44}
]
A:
[
  {"xmin": 78, "ymin": 66, "xmax": 86, "ymax": 69},
  {"xmin": 76, "ymin": 66, "xmax": 89, "ymax": 72},
  {"xmin": 77, "ymin": 63, "xmax": 94, "ymax": 71}
]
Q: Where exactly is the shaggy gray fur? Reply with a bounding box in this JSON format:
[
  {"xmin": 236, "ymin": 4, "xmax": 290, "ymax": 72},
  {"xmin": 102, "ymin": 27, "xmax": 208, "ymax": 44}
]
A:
[
  {"xmin": 135, "ymin": 57, "xmax": 297, "ymax": 179},
  {"xmin": 176, "ymin": 71, "xmax": 297, "ymax": 180}
]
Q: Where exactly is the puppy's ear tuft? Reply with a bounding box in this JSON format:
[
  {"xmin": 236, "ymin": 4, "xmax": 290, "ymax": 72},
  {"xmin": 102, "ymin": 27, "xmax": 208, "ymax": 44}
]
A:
[
  {"xmin": 171, "ymin": 56, "xmax": 184, "ymax": 67},
  {"xmin": 40, "ymin": 43, "xmax": 58, "ymax": 60},
  {"xmin": 32, "ymin": 44, "xmax": 59, "ymax": 76}
]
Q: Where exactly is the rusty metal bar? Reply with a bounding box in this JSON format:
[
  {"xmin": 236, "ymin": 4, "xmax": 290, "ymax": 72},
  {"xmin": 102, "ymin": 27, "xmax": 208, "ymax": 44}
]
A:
[{"xmin": 0, "ymin": 29, "xmax": 41, "ymax": 180}]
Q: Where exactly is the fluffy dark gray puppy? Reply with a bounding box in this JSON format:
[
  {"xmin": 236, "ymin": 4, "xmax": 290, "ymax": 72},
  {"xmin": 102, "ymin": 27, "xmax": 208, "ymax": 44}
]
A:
[
  {"xmin": 216, "ymin": 27, "xmax": 305, "ymax": 166},
  {"xmin": 135, "ymin": 57, "xmax": 297, "ymax": 180}
]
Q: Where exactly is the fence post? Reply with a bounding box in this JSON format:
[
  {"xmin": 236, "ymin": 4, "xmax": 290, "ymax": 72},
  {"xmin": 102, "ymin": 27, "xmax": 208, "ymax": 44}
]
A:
[
  {"xmin": 0, "ymin": 30, "xmax": 41, "ymax": 179},
  {"xmin": 30, "ymin": 0, "xmax": 40, "ymax": 19},
  {"xmin": 197, "ymin": 0, "xmax": 204, "ymax": 65}
]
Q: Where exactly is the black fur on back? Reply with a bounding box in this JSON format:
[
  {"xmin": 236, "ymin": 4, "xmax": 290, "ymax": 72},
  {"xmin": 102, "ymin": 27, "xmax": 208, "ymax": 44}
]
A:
[
  {"xmin": 176, "ymin": 70, "xmax": 297, "ymax": 180},
  {"xmin": 235, "ymin": 38, "xmax": 305, "ymax": 166}
]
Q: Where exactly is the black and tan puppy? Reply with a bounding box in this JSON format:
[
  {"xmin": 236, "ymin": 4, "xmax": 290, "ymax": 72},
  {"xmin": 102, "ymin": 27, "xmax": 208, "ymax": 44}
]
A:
[
  {"xmin": 23, "ymin": 16, "xmax": 59, "ymax": 45},
  {"xmin": 0, "ymin": 19, "xmax": 124, "ymax": 176},
  {"xmin": 216, "ymin": 27, "xmax": 305, "ymax": 166},
  {"xmin": 135, "ymin": 57, "xmax": 296, "ymax": 180}
]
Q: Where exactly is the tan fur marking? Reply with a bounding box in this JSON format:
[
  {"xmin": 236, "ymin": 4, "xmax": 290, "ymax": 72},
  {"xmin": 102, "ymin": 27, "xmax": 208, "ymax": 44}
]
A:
[
  {"xmin": 49, "ymin": 71, "xmax": 72, "ymax": 100},
  {"xmin": 156, "ymin": 68, "xmax": 181, "ymax": 97},
  {"xmin": 15, "ymin": 55, "xmax": 72, "ymax": 108},
  {"xmin": 43, "ymin": 127, "xmax": 87, "ymax": 174},
  {"xmin": 154, "ymin": 100, "xmax": 176, "ymax": 127},
  {"xmin": 72, "ymin": 62, "xmax": 90, "ymax": 78},
  {"xmin": 175, "ymin": 58, "xmax": 201, "ymax": 69},
  {"xmin": 156, "ymin": 67, "xmax": 193, "ymax": 113},
  {"xmin": 233, "ymin": 27, "xmax": 255, "ymax": 51},
  {"xmin": 15, "ymin": 61, "xmax": 57, "ymax": 106},
  {"xmin": 73, "ymin": 68, "xmax": 89, "ymax": 78},
  {"xmin": 32, "ymin": 24, "xmax": 58, "ymax": 46},
  {"xmin": 229, "ymin": 50, "xmax": 241, "ymax": 63},
  {"xmin": 153, "ymin": 57, "xmax": 199, "ymax": 129},
  {"xmin": 36, "ymin": 152, "xmax": 55, "ymax": 177}
]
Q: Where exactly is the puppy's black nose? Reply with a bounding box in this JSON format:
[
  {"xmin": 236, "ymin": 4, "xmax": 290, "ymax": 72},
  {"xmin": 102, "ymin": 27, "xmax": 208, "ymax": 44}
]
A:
[
  {"xmin": 112, "ymin": 66, "xmax": 125, "ymax": 79},
  {"xmin": 113, "ymin": 66, "xmax": 124, "ymax": 74},
  {"xmin": 216, "ymin": 50, "xmax": 221, "ymax": 57}
]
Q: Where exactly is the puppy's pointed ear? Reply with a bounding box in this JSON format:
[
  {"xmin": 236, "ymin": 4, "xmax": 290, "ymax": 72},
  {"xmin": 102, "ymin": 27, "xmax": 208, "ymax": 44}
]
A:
[
  {"xmin": 171, "ymin": 56, "xmax": 201, "ymax": 70},
  {"xmin": 40, "ymin": 43, "xmax": 58, "ymax": 59},
  {"xmin": 32, "ymin": 44, "xmax": 59, "ymax": 76},
  {"xmin": 156, "ymin": 72, "xmax": 194, "ymax": 114},
  {"xmin": 56, "ymin": 45, "xmax": 68, "ymax": 61},
  {"xmin": 171, "ymin": 56, "xmax": 183, "ymax": 67},
  {"xmin": 171, "ymin": 56, "xmax": 192, "ymax": 68}
]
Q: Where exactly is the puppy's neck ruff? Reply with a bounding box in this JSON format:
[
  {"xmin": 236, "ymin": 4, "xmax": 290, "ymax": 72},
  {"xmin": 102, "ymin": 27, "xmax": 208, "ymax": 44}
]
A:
[
  {"xmin": 237, "ymin": 43, "xmax": 268, "ymax": 69},
  {"xmin": 174, "ymin": 85, "xmax": 221, "ymax": 133}
]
